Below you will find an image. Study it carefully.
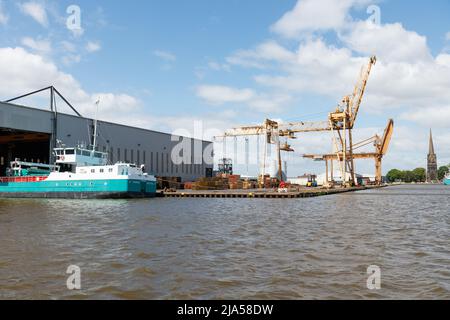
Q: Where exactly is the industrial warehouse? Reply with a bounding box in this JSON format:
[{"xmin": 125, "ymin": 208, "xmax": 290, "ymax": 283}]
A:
[{"xmin": 0, "ymin": 87, "xmax": 214, "ymax": 183}]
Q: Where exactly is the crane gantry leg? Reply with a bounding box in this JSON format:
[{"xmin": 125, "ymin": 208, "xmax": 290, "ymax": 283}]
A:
[
  {"xmin": 233, "ymin": 137, "xmax": 238, "ymax": 170},
  {"xmin": 245, "ymin": 137, "xmax": 249, "ymax": 176},
  {"xmin": 347, "ymin": 126, "xmax": 356, "ymax": 186}
]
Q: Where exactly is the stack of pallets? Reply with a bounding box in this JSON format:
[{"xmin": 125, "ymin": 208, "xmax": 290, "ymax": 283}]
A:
[
  {"xmin": 243, "ymin": 179, "xmax": 257, "ymax": 189},
  {"xmin": 191, "ymin": 177, "xmax": 230, "ymax": 190},
  {"xmin": 157, "ymin": 177, "xmax": 182, "ymax": 189},
  {"xmin": 228, "ymin": 175, "xmax": 243, "ymax": 190}
]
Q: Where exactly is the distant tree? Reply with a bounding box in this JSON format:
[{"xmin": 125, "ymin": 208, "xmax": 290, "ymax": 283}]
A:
[
  {"xmin": 403, "ymin": 170, "xmax": 415, "ymax": 183},
  {"xmin": 438, "ymin": 166, "xmax": 449, "ymax": 180},
  {"xmin": 412, "ymin": 168, "xmax": 426, "ymax": 182},
  {"xmin": 387, "ymin": 167, "xmax": 431, "ymax": 183},
  {"xmin": 387, "ymin": 169, "xmax": 403, "ymax": 182}
]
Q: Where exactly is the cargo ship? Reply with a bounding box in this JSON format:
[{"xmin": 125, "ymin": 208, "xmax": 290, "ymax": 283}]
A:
[
  {"xmin": 0, "ymin": 145, "xmax": 157, "ymax": 199},
  {"xmin": 0, "ymin": 99, "xmax": 157, "ymax": 199}
]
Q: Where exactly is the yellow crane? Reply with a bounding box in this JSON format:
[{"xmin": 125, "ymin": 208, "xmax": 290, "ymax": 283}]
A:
[
  {"xmin": 215, "ymin": 56, "xmax": 377, "ymax": 187},
  {"xmin": 303, "ymin": 119, "xmax": 394, "ymax": 186},
  {"xmin": 278, "ymin": 56, "xmax": 377, "ymax": 186},
  {"xmin": 215, "ymin": 119, "xmax": 291, "ymax": 182}
]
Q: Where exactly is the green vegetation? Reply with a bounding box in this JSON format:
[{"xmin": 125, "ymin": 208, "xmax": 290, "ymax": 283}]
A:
[
  {"xmin": 386, "ymin": 168, "xmax": 426, "ymax": 183},
  {"xmin": 438, "ymin": 166, "xmax": 450, "ymax": 180}
]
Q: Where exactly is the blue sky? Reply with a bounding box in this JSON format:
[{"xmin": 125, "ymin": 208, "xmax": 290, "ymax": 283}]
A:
[{"xmin": 0, "ymin": 0, "xmax": 449, "ymax": 176}]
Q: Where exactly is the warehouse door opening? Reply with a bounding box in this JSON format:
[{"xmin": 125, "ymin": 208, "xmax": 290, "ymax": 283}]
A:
[{"xmin": 0, "ymin": 128, "xmax": 51, "ymax": 176}]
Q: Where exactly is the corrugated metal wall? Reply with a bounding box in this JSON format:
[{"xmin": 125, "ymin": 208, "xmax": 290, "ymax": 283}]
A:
[{"xmin": 0, "ymin": 102, "xmax": 213, "ymax": 182}]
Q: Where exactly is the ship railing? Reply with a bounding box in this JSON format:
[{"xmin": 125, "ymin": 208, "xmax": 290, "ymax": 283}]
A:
[{"xmin": 0, "ymin": 176, "xmax": 49, "ymax": 183}]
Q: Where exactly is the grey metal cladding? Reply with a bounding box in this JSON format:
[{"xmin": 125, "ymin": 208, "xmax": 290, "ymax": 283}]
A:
[{"xmin": 0, "ymin": 101, "xmax": 213, "ymax": 181}]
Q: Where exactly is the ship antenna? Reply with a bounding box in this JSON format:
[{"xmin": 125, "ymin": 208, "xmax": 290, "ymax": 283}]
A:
[{"xmin": 93, "ymin": 99, "xmax": 100, "ymax": 151}]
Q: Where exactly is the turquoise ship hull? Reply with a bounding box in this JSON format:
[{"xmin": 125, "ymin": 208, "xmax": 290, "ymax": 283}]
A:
[{"xmin": 0, "ymin": 179, "xmax": 157, "ymax": 199}]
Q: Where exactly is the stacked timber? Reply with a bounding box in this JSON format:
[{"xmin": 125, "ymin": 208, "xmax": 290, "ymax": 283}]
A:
[
  {"xmin": 184, "ymin": 182, "xmax": 194, "ymax": 190},
  {"xmin": 258, "ymin": 174, "xmax": 271, "ymax": 188},
  {"xmin": 157, "ymin": 177, "xmax": 182, "ymax": 189},
  {"xmin": 243, "ymin": 179, "xmax": 257, "ymax": 189},
  {"xmin": 191, "ymin": 177, "xmax": 230, "ymax": 190},
  {"xmin": 258, "ymin": 175, "xmax": 280, "ymax": 188},
  {"xmin": 228, "ymin": 175, "xmax": 243, "ymax": 190},
  {"xmin": 229, "ymin": 181, "xmax": 243, "ymax": 190}
]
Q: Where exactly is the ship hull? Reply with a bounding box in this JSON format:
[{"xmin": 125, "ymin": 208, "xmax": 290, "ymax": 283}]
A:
[
  {"xmin": 0, "ymin": 191, "xmax": 156, "ymax": 199},
  {"xmin": 0, "ymin": 179, "xmax": 157, "ymax": 199}
]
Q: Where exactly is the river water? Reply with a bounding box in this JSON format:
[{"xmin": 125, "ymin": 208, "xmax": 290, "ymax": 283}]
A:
[{"xmin": 0, "ymin": 185, "xmax": 448, "ymax": 300}]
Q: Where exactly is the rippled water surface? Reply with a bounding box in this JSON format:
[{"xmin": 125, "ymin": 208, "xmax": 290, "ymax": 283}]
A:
[{"xmin": 0, "ymin": 185, "xmax": 449, "ymax": 299}]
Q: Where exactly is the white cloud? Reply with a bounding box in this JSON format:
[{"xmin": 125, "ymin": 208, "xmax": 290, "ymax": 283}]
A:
[
  {"xmin": 196, "ymin": 85, "xmax": 255, "ymax": 105},
  {"xmin": 0, "ymin": 47, "xmax": 77, "ymax": 97},
  {"xmin": 248, "ymin": 94, "xmax": 292, "ymax": 113},
  {"xmin": 199, "ymin": 0, "xmax": 450, "ymax": 172},
  {"xmin": 225, "ymin": 22, "xmax": 450, "ymax": 121},
  {"xmin": 436, "ymin": 53, "xmax": 450, "ymax": 67},
  {"xmin": 254, "ymin": 39, "xmax": 364, "ymax": 95},
  {"xmin": 70, "ymin": 28, "xmax": 85, "ymax": 38},
  {"xmin": 0, "ymin": 47, "xmax": 138, "ymax": 120},
  {"xmin": 86, "ymin": 41, "xmax": 101, "ymax": 53},
  {"xmin": 208, "ymin": 61, "xmax": 230, "ymax": 72},
  {"xmin": 251, "ymin": 38, "xmax": 450, "ymax": 119},
  {"xmin": 227, "ymin": 40, "xmax": 296, "ymax": 69},
  {"xmin": 196, "ymin": 85, "xmax": 292, "ymax": 113},
  {"xmin": 61, "ymin": 41, "xmax": 76, "ymax": 53},
  {"xmin": 196, "ymin": 2, "xmax": 450, "ymax": 126},
  {"xmin": 401, "ymin": 106, "xmax": 450, "ymax": 128},
  {"xmin": 90, "ymin": 93, "xmax": 139, "ymax": 113},
  {"xmin": 21, "ymin": 37, "xmax": 51, "ymax": 54},
  {"xmin": 0, "ymin": 46, "xmax": 233, "ymax": 141},
  {"xmin": 271, "ymin": 0, "xmax": 370, "ymax": 38},
  {"xmin": 341, "ymin": 21, "xmax": 432, "ymax": 63},
  {"xmin": 153, "ymin": 50, "xmax": 176, "ymax": 62},
  {"xmin": 62, "ymin": 54, "xmax": 81, "ymax": 65},
  {"xmin": 19, "ymin": 1, "xmax": 48, "ymax": 27},
  {"xmin": 0, "ymin": 1, "xmax": 8, "ymax": 25}
]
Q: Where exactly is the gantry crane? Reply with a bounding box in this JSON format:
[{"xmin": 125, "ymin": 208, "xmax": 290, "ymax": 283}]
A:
[
  {"xmin": 278, "ymin": 56, "xmax": 377, "ymax": 186},
  {"xmin": 215, "ymin": 119, "xmax": 293, "ymax": 181},
  {"xmin": 215, "ymin": 56, "xmax": 377, "ymax": 187},
  {"xmin": 303, "ymin": 119, "xmax": 394, "ymax": 186}
]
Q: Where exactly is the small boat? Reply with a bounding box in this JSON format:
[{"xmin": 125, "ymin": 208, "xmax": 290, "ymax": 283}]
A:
[
  {"xmin": 0, "ymin": 100, "xmax": 157, "ymax": 199},
  {"xmin": 444, "ymin": 172, "xmax": 450, "ymax": 186},
  {"xmin": 0, "ymin": 145, "xmax": 157, "ymax": 199}
]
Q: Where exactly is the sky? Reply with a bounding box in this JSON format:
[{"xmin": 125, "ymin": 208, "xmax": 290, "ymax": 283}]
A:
[{"xmin": 0, "ymin": 0, "xmax": 449, "ymax": 177}]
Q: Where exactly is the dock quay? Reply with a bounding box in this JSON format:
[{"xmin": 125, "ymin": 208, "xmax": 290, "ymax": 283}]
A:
[{"xmin": 157, "ymin": 186, "xmax": 384, "ymax": 199}]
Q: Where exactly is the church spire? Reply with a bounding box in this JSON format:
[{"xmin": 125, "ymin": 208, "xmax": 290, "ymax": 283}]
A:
[
  {"xmin": 429, "ymin": 129, "xmax": 435, "ymax": 155},
  {"xmin": 427, "ymin": 129, "xmax": 438, "ymax": 182}
]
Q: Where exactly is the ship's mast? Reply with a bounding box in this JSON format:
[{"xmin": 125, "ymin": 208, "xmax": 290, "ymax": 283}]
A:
[{"xmin": 93, "ymin": 99, "xmax": 100, "ymax": 151}]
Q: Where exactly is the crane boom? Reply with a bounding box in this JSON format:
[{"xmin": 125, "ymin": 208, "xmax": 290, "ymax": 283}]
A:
[
  {"xmin": 276, "ymin": 56, "xmax": 377, "ymax": 136},
  {"xmin": 304, "ymin": 152, "xmax": 379, "ymax": 161},
  {"xmin": 216, "ymin": 119, "xmax": 279, "ymax": 139},
  {"xmin": 379, "ymin": 119, "xmax": 394, "ymax": 156},
  {"xmin": 219, "ymin": 126, "xmax": 265, "ymax": 138},
  {"xmin": 215, "ymin": 56, "xmax": 379, "ymax": 187},
  {"xmin": 279, "ymin": 120, "xmax": 331, "ymax": 135},
  {"xmin": 348, "ymin": 56, "xmax": 377, "ymax": 127},
  {"xmin": 303, "ymin": 119, "xmax": 394, "ymax": 186}
]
